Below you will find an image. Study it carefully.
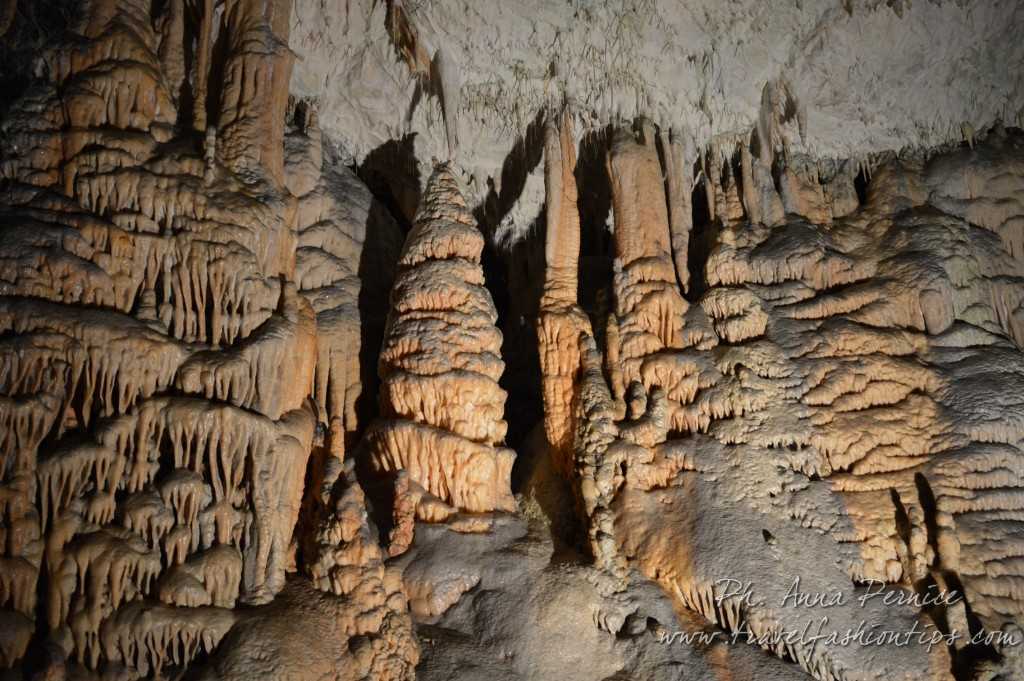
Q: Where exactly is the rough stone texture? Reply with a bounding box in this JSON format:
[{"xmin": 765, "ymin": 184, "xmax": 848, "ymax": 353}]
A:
[
  {"xmin": 401, "ymin": 514, "xmax": 814, "ymax": 681},
  {"xmin": 365, "ymin": 162, "xmax": 517, "ymax": 551},
  {"xmin": 289, "ymin": 0, "xmax": 1024, "ymax": 233},
  {"xmin": 1, "ymin": 2, "xmax": 1024, "ymax": 681},
  {"xmin": 0, "ymin": 0, "xmax": 411, "ymax": 677},
  {"xmin": 593, "ymin": 124, "xmax": 1024, "ymax": 681}
]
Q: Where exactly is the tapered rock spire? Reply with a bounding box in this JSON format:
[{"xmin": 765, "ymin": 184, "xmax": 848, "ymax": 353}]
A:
[
  {"xmin": 536, "ymin": 110, "xmax": 592, "ymax": 476},
  {"xmin": 366, "ymin": 163, "xmax": 516, "ymax": 549}
]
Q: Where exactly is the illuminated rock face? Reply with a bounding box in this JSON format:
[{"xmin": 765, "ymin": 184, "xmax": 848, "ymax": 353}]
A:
[
  {"xmin": 0, "ymin": 0, "xmax": 415, "ymax": 677},
  {"xmin": 1, "ymin": 2, "xmax": 1024, "ymax": 681},
  {"xmin": 366, "ymin": 164, "xmax": 516, "ymax": 526},
  {"xmin": 560, "ymin": 124, "xmax": 1024, "ymax": 681}
]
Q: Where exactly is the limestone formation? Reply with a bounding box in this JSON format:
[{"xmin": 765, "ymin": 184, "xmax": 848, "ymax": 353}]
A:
[
  {"xmin": 527, "ymin": 108, "xmax": 1024, "ymax": 680},
  {"xmin": 536, "ymin": 109, "xmax": 591, "ymax": 477},
  {"xmin": 2, "ymin": 2, "xmax": 1024, "ymax": 681},
  {"xmin": 0, "ymin": 0, "xmax": 407, "ymax": 676},
  {"xmin": 597, "ymin": 124, "xmax": 1024, "ymax": 680},
  {"xmin": 366, "ymin": 163, "xmax": 516, "ymax": 541}
]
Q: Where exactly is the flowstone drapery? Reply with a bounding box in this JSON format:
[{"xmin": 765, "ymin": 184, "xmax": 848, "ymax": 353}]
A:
[{"xmin": 1, "ymin": 2, "xmax": 1024, "ymax": 680}]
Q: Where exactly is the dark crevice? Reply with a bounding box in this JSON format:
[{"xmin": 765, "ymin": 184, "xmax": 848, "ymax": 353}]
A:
[
  {"xmin": 576, "ymin": 127, "xmax": 612, "ymax": 259},
  {"xmin": 469, "ymin": 120, "xmax": 600, "ymax": 556},
  {"xmin": 318, "ymin": 137, "xmax": 409, "ymax": 544},
  {"xmin": 913, "ymin": 473, "xmax": 1001, "ymax": 679},
  {"xmin": 0, "ymin": 1, "xmax": 80, "ymax": 118},
  {"xmin": 205, "ymin": 8, "xmax": 230, "ymax": 132},
  {"xmin": 686, "ymin": 159, "xmax": 714, "ymax": 301},
  {"xmin": 913, "ymin": 473, "xmax": 940, "ymax": 557},
  {"xmin": 353, "ymin": 193, "xmax": 403, "ymax": 447},
  {"xmin": 482, "ymin": 220, "xmax": 543, "ymax": 461},
  {"xmin": 576, "ymin": 126, "xmax": 614, "ymax": 319},
  {"xmin": 177, "ymin": 1, "xmax": 202, "ymax": 131},
  {"xmin": 770, "ymin": 153, "xmax": 785, "ymax": 197},
  {"xmin": 854, "ymin": 165, "xmax": 870, "ymax": 205},
  {"xmin": 357, "ymin": 134, "xmax": 422, "ymax": 232},
  {"xmin": 294, "ymin": 436, "xmax": 329, "ymax": 571},
  {"xmin": 943, "ymin": 570, "xmax": 1001, "ymax": 679},
  {"xmin": 150, "ymin": 0, "xmax": 169, "ymax": 23},
  {"xmin": 890, "ymin": 489, "xmax": 913, "ymax": 558},
  {"xmin": 472, "ymin": 108, "xmax": 547, "ymax": 235},
  {"xmin": 467, "ymin": 111, "xmax": 547, "ymax": 496},
  {"xmin": 729, "ymin": 146, "xmax": 745, "ymax": 213},
  {"xmin": 357, "ymin": 448, "xmax": 400, "ymax": 547}
]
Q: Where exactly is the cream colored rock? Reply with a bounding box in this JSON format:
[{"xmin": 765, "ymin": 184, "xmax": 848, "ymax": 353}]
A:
[
  {"xmin": 4, "ymin": 2, "xmax": 1024, "ymax": 680},
  {"xmin": 0, "ymin": 0, "xmax": 396, "ymax": 674},
  {"xmin": 536, "ymin": 109, "xmax": 593, "ymax": 477},
  {"xmin": 571, "ymin": 124, "xmax": 1024, "ymax": 680},
  {"xmin": 366, "ymin": 163, "xmax": 516, "ymax": 524}
]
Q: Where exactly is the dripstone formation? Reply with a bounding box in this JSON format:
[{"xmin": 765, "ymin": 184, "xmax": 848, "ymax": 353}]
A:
[
  {"xmin": 0, "ymin": 2, "xmax": 1023, "ymax": 680},
  {"xmin": 366, "ymin": 162, "xmax": 516, "ymax": 554}
]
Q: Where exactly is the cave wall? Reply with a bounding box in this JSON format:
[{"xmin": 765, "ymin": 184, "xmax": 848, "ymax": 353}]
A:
[{"xmin": 0, "ymin": 1, "xmax": 1022, "ymax": 681}]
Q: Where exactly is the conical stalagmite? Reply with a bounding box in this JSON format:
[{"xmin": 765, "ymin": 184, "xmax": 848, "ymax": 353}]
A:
[
  {"xmin": 366, "ymin": 163, "xmax": 516, "ymax": 546},
  {"xmin": 2, "ymin": 3, "xmax": 1024, "ymax": 681}
]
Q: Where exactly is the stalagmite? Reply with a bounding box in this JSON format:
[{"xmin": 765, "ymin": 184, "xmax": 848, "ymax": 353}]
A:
[
  {"xmin": 536, "ymin": 109, "xmax": 592, "ymax": 476},
  {"xmin": 366, "ymin": 162, "xmax": 516, "ymax": 530},
  {"xmin": 2, "ymin": 2, "xmax": 1024, "ymax": 680}
]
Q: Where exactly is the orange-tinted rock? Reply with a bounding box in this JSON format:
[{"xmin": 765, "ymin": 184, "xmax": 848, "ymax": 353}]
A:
[{"xmin": 367, "ymin": 164, "xmax": 516, "ymax": 525}]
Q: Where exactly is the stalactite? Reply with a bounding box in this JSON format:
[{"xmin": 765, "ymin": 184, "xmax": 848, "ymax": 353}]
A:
[
  {"xmin": 1, "ymin": 2, "xmax": 1024, "ymax": 679},
  {"xmin": 99, "ymin": 602, "xmax": 235, "ymax": 676}
]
